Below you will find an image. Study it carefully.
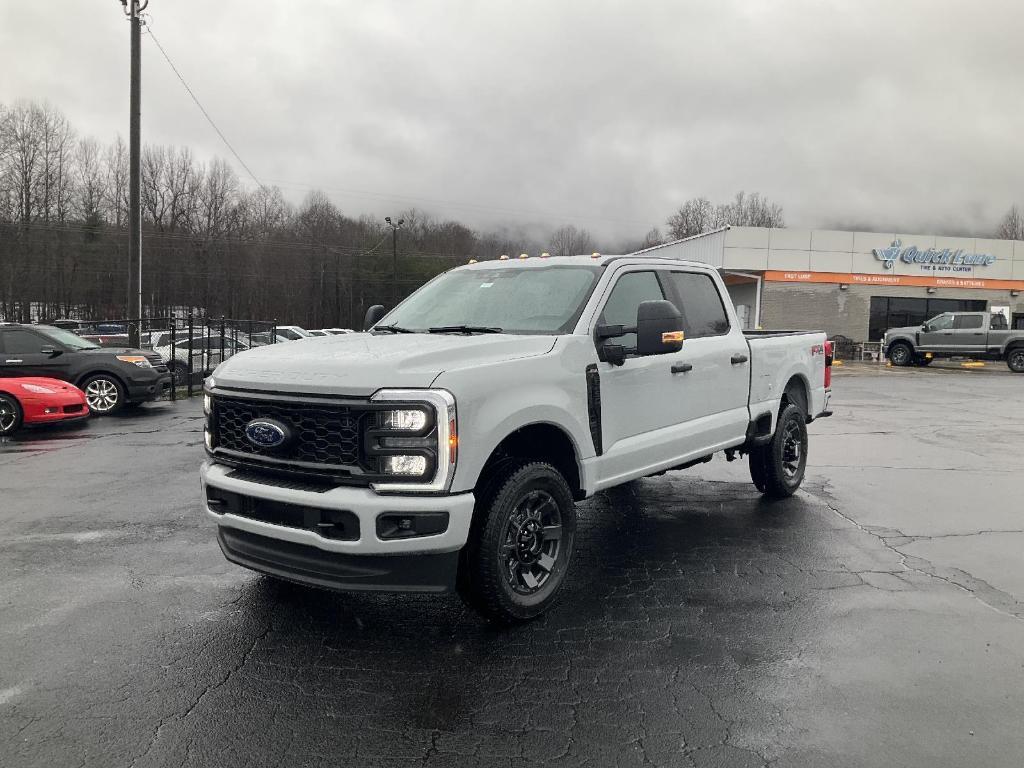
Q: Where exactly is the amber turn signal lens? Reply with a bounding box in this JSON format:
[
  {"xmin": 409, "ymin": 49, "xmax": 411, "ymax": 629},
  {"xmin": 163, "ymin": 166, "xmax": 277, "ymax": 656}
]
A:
[{"xmin": 662, "ymin": 331, "xmax": 685, "ymax": 343}]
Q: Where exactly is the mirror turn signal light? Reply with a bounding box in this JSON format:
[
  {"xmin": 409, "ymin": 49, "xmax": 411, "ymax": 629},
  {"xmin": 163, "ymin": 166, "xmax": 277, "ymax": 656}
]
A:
[{"xmin": 661, "ymin": 331, "xmax": 685, "ymax": 343}]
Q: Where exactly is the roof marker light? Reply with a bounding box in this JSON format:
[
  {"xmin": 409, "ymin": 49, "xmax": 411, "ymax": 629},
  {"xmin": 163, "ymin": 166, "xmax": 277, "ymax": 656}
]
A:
[
  {"xmin": 499, "ymin": 254, "xmax": 509, "ymax": 260},
  {"xmin": 518, "ymin": 253, "xmax": 529, "ymax": 259},
  {"xmin": 540, "ymin": 252, "xmax": 550, "ymax": 258},
  {"xmin": 591, "ymin": 252, "xmax": 601, "ymax": 259},
  {"xmin": 468, "ymin": 258, "xmax": 478, "ymax": 264}
]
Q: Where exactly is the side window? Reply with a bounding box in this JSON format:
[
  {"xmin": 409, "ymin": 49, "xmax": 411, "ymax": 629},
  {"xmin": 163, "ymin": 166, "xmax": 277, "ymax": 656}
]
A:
[
  {"xmin": 929, "ymin": 314, "xmax": 954, "ymax": 331},
  {"xmin": 667, "ymin": 272, "xmax": 731, "ymax": 338},
  {"xmin": 954, "ymin": 315, "xmax": 983, "ymax": 330},
  {"xmin": 598, "ymin": 271, "xmax": 665, "ymax": 349},
  {"xmin": 1, "ymin": 330, "xmax": 46, "ymax": 354},
  {"xmin": 990, "ymin": 314, "xmax": 1008, "ymax": 330}
]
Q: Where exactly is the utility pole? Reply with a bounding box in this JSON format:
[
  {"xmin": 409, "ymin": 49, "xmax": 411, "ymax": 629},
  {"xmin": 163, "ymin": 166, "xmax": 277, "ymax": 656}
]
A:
[
  {"xmin": 121, "ymin": 0, "xmax": 148, "ymax": 345},
  {"xmin": 385, "ymin": 216, "xmax": 404, "ymax": 307}
]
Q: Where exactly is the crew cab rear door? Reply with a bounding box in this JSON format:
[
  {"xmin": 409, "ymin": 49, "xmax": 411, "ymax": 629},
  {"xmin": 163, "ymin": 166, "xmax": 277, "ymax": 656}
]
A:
[{"xmin": 951, "ymin": 313, "xmax": 987, "ymax": 354}]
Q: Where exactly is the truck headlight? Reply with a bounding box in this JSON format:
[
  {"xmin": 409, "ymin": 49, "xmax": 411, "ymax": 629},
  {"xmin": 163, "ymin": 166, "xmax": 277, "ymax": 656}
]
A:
[
  {"xmin": 370, "ymin": 389, "xmax": 457, "ymax": 493},
  {"xmin": 381, "ymin": 409, "xmax": 428, "ymax": 431},
  {"xmin": 382, "ymin": 455, "xmax": 429, "ymax": 476}
]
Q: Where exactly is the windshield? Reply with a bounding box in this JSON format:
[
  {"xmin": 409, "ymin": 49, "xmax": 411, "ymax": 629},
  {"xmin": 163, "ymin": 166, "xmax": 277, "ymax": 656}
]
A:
[
  {"xmin": 38, "ymin": 326, "xmax": 100, "ymax": 350},
  {"xmin": 380, "ymin": 265, "xmax": 602, "ymax": 334}
]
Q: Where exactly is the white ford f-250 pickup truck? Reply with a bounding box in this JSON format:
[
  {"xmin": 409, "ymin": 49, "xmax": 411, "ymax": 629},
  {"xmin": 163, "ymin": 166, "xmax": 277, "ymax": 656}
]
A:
[{"xmin": 201, "ymin": 254, "xmax": 832, "ymax": 622}]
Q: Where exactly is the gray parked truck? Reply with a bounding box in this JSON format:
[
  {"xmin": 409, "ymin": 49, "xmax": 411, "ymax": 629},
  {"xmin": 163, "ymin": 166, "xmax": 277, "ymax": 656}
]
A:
[{"xmin": 883, "ymin": 311, "xmax": 1024, "ymax": 372}]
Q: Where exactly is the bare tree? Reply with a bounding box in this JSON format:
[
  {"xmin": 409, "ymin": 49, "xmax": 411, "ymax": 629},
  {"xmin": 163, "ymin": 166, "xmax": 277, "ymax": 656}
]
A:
[
  {"xmin": 666, "ymin": 191, "xmax": 784, "ymax": 239},
  {"xmin": 548, "ymin": 224, "xmax": 594, "ymax": 257},
  {"xmin": 996, "ymin": 205, "xmax": 1024, "ymax": 240}
]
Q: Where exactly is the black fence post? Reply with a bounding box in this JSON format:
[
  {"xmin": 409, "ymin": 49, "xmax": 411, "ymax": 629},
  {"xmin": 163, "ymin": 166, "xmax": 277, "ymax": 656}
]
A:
[
  {"xmin": 272, "ymin": 319, "xmax": 278, "ymax": 344},
  {"xmin": 186, "ymin": 311, "xmax": 195, "ymax": 399},
  {"xmin": 219, "ymin": 317, "xmax": 226, "ymax": 368},
  {"xmin": 169, "ymin": 315, "xmax": 177, "ymax": 402}
]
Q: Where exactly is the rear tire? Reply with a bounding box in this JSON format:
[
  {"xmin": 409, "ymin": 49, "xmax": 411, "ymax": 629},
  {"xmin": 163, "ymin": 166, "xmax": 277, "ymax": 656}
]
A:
[
  {"xmin": 1008, "ymin": 347, "xmax": 1024, "ymax": 373},
  {"xmin": 888, "ymin": 342, "xmax": 914, "ymax": 367},
  {"xmin": 81, "ymin": 374, "xmax": 126, "ymax": 415},
  {"xmin": 458, "ymin": 461, "xmax": 576, "ymax": 624},
  {"xmin": 0, "ymin": 394, "xmax": 23, "ymax": 436},
  {"xmin": 749, "ymin": 403, "xmax": 808, "ymax": 499}
]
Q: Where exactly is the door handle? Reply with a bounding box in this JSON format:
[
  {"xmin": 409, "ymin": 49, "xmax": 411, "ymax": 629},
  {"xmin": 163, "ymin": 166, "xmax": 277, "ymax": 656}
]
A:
[
  {"xmin": 731, "ymin": 354, "xmax": 749, "ymax": 365},
  {"xmin": 671, "ymin": 363, "xmax": 693, "ymax": 374},
  {"xmin": 4, "ymin": 359, "xmax": 23, "ymax": 364}
]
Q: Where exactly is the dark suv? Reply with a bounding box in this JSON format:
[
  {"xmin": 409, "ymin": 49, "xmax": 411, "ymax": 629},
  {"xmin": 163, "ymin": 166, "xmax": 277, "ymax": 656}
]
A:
[{"xmin": 0, "ymin": 324, "xmax": 171, "ymax": 414}]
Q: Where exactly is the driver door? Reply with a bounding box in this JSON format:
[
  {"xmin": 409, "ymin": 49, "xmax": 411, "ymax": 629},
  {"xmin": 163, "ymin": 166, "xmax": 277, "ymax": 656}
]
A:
[
  {"xmin": 592, "ymin": 268, "xmax": 690, "ymax": 487},
  {"xmin": 918, "ymin": 313, "xmax": 954, "ymax": 353}
]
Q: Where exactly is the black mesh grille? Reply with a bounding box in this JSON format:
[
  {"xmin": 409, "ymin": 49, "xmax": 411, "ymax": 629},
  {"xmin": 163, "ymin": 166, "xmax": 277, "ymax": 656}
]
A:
[{"xmin": 214, "ymin": 397, "xmax": 369, "ymax": 468}]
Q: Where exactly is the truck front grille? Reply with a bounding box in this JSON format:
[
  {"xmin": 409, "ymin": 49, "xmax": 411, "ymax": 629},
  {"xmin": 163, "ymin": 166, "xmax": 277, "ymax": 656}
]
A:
[{"xmin": 212, "ymin": 395, "xmax": 370, "ymax": 474}]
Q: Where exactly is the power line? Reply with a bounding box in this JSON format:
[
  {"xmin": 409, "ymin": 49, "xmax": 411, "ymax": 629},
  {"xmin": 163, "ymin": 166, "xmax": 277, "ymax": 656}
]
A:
[{"xmin": 144, "ymin": 22, "xmax": 265, "ymax": 191}]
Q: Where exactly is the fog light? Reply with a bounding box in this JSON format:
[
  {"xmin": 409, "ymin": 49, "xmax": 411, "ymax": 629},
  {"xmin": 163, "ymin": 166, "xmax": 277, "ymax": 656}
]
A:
[
  {"xmin": 381, "ymin": 409, "xmax": 428, "ymax": 431},
  {"xmin": 44, "ymin": 407, "xmax": 58, "ymax": 414},
  {"xmin": 382, "ymin": 455, "xmax": 427, "ymax": 476}
]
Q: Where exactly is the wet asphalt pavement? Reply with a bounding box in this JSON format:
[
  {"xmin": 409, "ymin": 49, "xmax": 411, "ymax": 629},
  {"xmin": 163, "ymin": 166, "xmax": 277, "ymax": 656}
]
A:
[{"xmin": 1, "ymin": 365, "xmax": 1023, "ymax": 768}]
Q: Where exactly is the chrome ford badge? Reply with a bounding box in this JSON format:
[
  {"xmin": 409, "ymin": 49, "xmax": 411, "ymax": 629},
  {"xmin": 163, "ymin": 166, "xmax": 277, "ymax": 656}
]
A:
[{"xmin": 244, "ymin": 418, "xmax": 289, "ymax": 449}]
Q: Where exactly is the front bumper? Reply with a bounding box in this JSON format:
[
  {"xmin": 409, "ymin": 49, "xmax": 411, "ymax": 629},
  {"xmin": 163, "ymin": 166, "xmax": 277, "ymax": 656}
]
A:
[
  {"xmin": 125, "ymin": 372, "xmax": 171, "ymax": 402},
  {"xmin": 20, "ymin": 395, "xmax": 89, "ymax": 426},
  {"xmin": 201, "ymin": 461, "xmax": 476, "ymax": 591}
]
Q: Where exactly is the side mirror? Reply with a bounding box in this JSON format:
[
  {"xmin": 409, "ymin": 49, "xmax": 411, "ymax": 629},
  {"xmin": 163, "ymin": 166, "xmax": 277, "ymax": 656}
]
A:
[
  {"xmin": 40, "ymin": 346, "xmax": 62, "ymax": 357},
  {"xmin": 636, "ymin": 300, "xmax": 685, "ymax": 356},
  {"xmin": 363, "ymin": 304, "xmax": 386, "ymax": 330},
  {"xmin": 921, "ymin": 323, "xmax": 929, "ymax": 331}
]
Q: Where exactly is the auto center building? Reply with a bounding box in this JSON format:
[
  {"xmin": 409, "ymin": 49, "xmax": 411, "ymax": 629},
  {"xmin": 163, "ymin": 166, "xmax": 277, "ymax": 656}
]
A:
[{"xmin": 635, "ymin": 227, "xmax": 1024, "ymax": 341}]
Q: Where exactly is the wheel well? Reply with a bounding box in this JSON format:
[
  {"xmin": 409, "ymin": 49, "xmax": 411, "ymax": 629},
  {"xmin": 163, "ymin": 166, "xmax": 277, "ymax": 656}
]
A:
[
  {"xmin": 887, "ymin": 339, "xmax": 912, "ymax": 353},
  {"xmin": 781, "ymin": 375, "xmax": 809, "ymax": 416},
  {"xmin": 1006, "ymin": 342, "xmax": 1024, "ymax": 355},
  {"xmin": 478, "ymin": 423, "xmax": 584, "ymax": 500}
]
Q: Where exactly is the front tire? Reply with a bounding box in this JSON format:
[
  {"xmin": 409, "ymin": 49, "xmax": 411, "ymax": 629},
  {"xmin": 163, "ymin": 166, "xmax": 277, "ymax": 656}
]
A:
[
  {"xmin": 749, "ymin": 403, "xmax": 808, "ymax": 499},
  {"xmin": 81, "ymin": 374, "xmax": 126, "ymax": 415},
  {"xmin": 0, "ymin": 394, "xmax": 23, "ymax": 436},
  {"xmin": 888, "ymin": 342, "xmax": 914, "ymax": 367},
  {"xmin": 458, "ymin": 461, "xmax": 576, "ymax": 624},
  {"xmin": 1008, "ymin": 347, "xmax": 1024, "ymax": 373}
]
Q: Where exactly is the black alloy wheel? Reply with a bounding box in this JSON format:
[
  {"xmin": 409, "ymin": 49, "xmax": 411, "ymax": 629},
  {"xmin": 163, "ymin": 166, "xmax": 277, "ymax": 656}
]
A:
[
  {"xmin": 749, "ymin": 403, "xmax": 808, "ymax": 499},
  {"xmin": 0, "ymin": 394, "xmax": 23, "ymax": 436},
  {"xmin": 888, "ymin": 343, "xmax": 913, "ymax": 367},
  {"xmin": 502, "ymin": 489, "xmax": 564, "ymax": 596},
  {"xmin": 458, "ymin": 461, "xmax": 577, "ymax": 623},
  {"xmin": 1008, "ymin": 348, "xmax": 1024, "ymax": 373}
]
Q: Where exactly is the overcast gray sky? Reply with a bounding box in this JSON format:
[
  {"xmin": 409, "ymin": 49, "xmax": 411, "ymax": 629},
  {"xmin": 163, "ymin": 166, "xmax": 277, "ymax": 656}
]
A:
[{"xmin": 2, "ymin": 0, "xmax": 1022, "ymax": 242}]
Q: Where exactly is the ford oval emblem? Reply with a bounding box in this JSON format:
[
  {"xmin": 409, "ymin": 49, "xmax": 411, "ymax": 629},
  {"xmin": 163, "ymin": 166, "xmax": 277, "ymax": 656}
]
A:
[{"xmin": 244, "ymin": 418, "xmax": 290, "ymax": 449}]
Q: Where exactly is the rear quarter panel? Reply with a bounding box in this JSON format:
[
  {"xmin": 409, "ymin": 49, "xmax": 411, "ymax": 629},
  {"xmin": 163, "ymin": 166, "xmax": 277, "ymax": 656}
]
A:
[{"xmin": 747, "ymin": 333, "xmax": 827, "ymax": 431}]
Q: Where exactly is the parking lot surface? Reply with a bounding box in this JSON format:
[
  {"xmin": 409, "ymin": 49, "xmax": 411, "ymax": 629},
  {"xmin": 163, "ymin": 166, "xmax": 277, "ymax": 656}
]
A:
[{"xmin": 1, "ymin": 366, "xmax": 1022, "ymax": 768}]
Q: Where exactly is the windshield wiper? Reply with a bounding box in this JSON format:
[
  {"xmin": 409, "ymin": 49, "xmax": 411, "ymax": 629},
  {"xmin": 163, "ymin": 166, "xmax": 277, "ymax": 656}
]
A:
[
  {"xmin": 372, "ymin": 324, "xmax": 415, "ymax": 334},
  {"xmin": 427, "ymin": 325, "xmax": 503, "ymax": 334}
]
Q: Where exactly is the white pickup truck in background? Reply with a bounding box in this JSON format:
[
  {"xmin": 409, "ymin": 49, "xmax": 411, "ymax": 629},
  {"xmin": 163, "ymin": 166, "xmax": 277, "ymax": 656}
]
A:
[{"xmin": 201, "ymin": 255, "xmax": 832, "ymax": 622}]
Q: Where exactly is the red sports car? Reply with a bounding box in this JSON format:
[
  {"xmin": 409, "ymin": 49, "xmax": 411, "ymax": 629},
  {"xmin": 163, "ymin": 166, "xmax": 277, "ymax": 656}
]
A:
[{"xmin": 0, "ymin": 377, "xmax": 90, "ymax": 436}]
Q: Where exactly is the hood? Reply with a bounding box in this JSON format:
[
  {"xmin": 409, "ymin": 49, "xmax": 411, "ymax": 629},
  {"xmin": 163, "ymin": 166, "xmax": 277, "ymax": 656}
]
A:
[
  {"xmin": 210, "ymin": 332, "xmax": 557, "ymax": 397},
  {"xmin": 884, "ymin": 326, "xmax": 920, "ymax": 337},
  {"xmin": 80, "ymin": 346, "xmax": 153, "ymax": 357}
]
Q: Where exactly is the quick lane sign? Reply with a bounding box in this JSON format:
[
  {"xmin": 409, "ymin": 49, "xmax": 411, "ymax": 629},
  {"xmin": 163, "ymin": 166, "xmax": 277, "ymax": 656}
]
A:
[{"xmin": 873, "ymin": 239, "xmax": 996, "ymax": 271}]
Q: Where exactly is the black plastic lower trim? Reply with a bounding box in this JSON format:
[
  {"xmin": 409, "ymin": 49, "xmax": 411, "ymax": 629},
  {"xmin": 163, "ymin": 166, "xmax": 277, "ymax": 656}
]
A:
[
  {"xmin": 585, "ymin": 364, "xmax": 602, "ymax": 456},
  {"xmin": 217, "ymin": 527, "xmax": 459, "ymax": 593}
]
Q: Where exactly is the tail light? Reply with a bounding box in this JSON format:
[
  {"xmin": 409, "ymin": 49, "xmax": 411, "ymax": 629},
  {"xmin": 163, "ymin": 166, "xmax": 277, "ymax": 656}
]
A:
[{"xmin": 824, "ymin": 340, "xmax": 833, "ymax": 389}]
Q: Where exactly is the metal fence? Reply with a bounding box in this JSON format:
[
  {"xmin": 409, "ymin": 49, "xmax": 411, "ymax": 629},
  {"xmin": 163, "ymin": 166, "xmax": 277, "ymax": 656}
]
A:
[{"xmin": 79, "ymin": 314, "xmax": 278, "ymax": 399}]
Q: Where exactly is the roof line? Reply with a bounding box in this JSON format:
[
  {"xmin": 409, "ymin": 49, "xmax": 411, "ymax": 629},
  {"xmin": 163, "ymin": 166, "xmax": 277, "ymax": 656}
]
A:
[{"xmin": 631, "ymin": 225, "xmax": 732, "ymax": 255}]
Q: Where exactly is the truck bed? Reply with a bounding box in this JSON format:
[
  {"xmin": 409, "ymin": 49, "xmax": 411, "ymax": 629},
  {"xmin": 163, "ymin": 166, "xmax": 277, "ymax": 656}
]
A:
[{"xmin": 745, "ymin": 329, "xmax": 829, "ymax": 427}]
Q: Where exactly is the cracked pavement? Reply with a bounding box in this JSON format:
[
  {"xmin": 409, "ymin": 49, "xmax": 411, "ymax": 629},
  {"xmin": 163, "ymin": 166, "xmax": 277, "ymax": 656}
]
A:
[{"xmin": 1, "ymin": 366, "xmax": 1023, "ymax": 767}]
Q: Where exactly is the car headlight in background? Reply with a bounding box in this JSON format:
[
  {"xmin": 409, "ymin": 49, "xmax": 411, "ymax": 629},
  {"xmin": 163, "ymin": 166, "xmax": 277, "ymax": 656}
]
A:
[
  {"xmin": 21, "ymin": 383, "xmax": 57, "ymax": 394},
  {"xmin": 116, "ymin": 355, "xmax": 152, "ymax": 368},
  {"xmin": 370, "ymin": 389, "xmax": 457, "ymax": 493}
]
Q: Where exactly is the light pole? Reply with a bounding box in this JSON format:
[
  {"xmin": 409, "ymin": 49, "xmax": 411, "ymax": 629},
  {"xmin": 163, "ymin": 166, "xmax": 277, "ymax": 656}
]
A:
[
  {"xmin": 120, "ymin": 0, "xmax": 148, "ymax": 345},
  {"xmin": 385, "ymin": 216, "xmax": 404, "ymax": 307}
]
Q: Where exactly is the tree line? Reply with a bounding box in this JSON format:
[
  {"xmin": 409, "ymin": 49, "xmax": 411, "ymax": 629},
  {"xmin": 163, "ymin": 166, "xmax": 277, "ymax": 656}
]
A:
[{"xmin": 12, "ymin": 98, "xmax": 1018, "ymax": 328}]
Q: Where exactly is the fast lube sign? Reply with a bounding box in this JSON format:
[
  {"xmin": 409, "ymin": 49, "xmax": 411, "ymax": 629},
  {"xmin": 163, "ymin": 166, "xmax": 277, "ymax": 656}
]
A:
[{"xmin": 873, "ymin": 239, "xmax": 996, "ymax": 272}]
